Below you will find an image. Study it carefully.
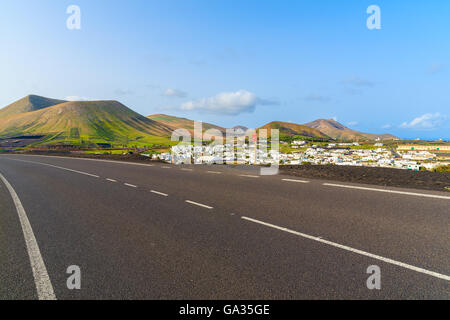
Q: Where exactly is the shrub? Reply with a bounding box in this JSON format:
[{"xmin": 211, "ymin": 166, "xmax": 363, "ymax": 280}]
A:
[{"xmin": 433, "ymin": 165, "xmax": 450, "ymax": 173}]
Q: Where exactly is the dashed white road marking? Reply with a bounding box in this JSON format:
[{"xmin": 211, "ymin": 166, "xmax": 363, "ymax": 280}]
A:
[
  {"xmin": 0, "ymin": 172, "xmax": 56, "ymax": 300},
  {"xmin": 207, "ymin": 171, "xmax": 222, "ymax": 174},
  {"xmin": 241, "ymin": 216, "xmax": 450, "ymax": 281},
  {"xmin": 181, "ymin": 168, "xmax": 193, "ymax": 171},
  {"xmin": 54, "ymin": 166, "xmax": 99, "ymax": 178},
  {"xmin": 162, "ymin": 166, "xmax": 172, "ymax": 169},
  {"xmin": 7, "ymin": 158, "xmax": 99, "ymax": 178},
  {"xmin": 185, "ymin": 200, "xmax": 213, "ymax": 209},
  {"xmin": 282, "ymin": 178, "xmax": 310, "ymax": 183},
  {"xmin": 151, "ymin": 190, "xmax": 168, "ymax": 197},
  {"xmin": 124, "ymin": 183, "xmax": 137, "ymax": 188},
  {"xmin": 323, "ymin": 183, "xmax": 450, "ymax": 200},
  {"xmin": 239, "ymin": 174, "xmax": 260, "ymax": 178},
  {"xmin": 106, "ymin": 178, "xmax": 117, "ymax": 183}
]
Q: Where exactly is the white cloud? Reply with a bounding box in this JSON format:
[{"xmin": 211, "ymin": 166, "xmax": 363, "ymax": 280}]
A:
[
  {"xmin": 178, "ymin": 90, "xmax": 277, "ymax": 115},
  {"xmin": 381, "ymin": 124, "xmax": 392, "ymax": 129},
  {"xmin": 347, "ymin": 121, "xmax": 358, "ymax": 126},
  {"xmin": 146, "ymin": 84, "xmax": 161, "ymax": 90},
  {"xmin": 65, "ymin": 96, "xmax": 90, "ymax": 101},
  {"xmin": 427, "ymin": 63, "xmax": 445, "ymax": 74},
  {"xmin": 344, "ymin": 87, "xmax": 363, "ymax": 95},
  {"xmin": 162, "ymin": 88, "xmax": 187, "ymax": 98},
  {"xmin": 189, "ymin": 57, "xmax": 208, "ymax": 67},
  {"xmin": 400, "ymin": 113, "xmax": 447, "ymax": 129},
  {"xmin": 343, "ymin": 76, "xmax": 375, "ymax": 87}
]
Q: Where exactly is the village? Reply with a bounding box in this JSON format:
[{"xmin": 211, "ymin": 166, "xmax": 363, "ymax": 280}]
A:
[{"xmin": 151, "ymin": 140, "xmax": 450, "ymax": 171}]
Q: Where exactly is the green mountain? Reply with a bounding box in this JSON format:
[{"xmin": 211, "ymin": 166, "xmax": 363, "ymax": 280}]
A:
[
  {"xmin": 0, "ymin": 96, "xmax": 173, "ymax": 147},
  {"xmin": 0, "ymin": 95, "xmax": 66, "ymax": 118}
]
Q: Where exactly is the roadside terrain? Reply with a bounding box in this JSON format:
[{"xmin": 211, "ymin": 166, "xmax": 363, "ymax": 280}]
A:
[
  {"xmin": 2, "ymin": 150, "xmax": 449, "ymax": 192},
  {"xmin": 281, "ymin": 164, "xmax": 450, "ymax": 192}
]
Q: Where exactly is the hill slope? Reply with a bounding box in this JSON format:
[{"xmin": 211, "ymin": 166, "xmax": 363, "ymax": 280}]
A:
[
  {"xmin": 0, "ymin": 99, "xmax": 173, "ymax": 146},
  {"xmin": 148, "ymin": 114, "xmax": 226, "ymax": 138},
  {"xmin": 304, "ymin": 119, "xmax": 397, "ymax": 141},
  {"xmin": 259, "ymin": 121, "xmax": 330, "ymax": 140},
  {"xmin": 0, "ymin": 95, "xmax": 66, "ymax": 118}
]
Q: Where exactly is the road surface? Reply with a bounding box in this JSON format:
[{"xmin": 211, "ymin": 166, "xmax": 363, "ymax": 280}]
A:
[{"xmin": 0, "ymin": 154, "xmax": 448, "ymax": 299}]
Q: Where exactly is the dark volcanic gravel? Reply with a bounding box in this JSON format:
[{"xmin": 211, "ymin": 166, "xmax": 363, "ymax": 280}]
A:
[{"xmin": 280, "ymin": 165, "xmax": 450, "ymax": 192}]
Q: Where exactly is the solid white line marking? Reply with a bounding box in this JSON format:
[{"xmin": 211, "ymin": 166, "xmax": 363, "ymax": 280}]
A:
[
  {"xmin": 124, "ymin": 183, "xmax": 137, "ymax": 188},
  {"xmin": 241, "ymin": 216, "xmax": 450, "ymax": 281},
  {"xmin": 239, "ymin": 174, "xmax": 260, "ymax": 178},
  {"xmin": 207, "ymin": 171, "xmax": 222, "ymax": 174},
  {"xmin": 185, "ymin": 200, "xmax": 213, "ymax": 209},
  {"xmin": 106, "ymin": 178, "xmax": 117, "ymax": 183},
  {"xmin": 282, "ymin": 178, "xmax": 310, "ymax": 183},
  {"xmin": 2, "ymin": 154, "xmax": 155, "ymax": 167},
  {"xmin": 151, "ymin": 190, "xmax": 168, "ymax": 197},
  {"xmin": 5, "ymin": 158, "xmax": 99, "ymax": 178},
  {"xmin": 0, "ymin": 172, "xmax": 56, "ymax": 300},
  {"xmin": 323, "ymin": 183, "xmax": 450, "ymax": 200}
]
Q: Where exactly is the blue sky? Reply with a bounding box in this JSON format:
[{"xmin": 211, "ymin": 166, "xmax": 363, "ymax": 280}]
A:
[{"xmin": 0, "ymin": 0, "xmax": 449, "ymax": 139}]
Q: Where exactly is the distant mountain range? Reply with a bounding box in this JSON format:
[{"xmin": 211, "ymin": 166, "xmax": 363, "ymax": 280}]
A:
[
  {"xmin": 147, "ymin": 114, "xmax": 226, "ymax": 139},
  {"xmin": 259, "ymin": 121, "xmax": 330, "ymax": 140},
  {"xmin": 304, "ymin": 119, "xmax": 397, "ymax": 141},
  {"xmin": 0, "ymin": 95, "xmax": 398, "ymax": 147}
]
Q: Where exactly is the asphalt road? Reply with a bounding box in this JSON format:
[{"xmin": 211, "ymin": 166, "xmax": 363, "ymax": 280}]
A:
[{"xmin": 0, "ymin": 154, "xmax": 448, "ymax": 300}]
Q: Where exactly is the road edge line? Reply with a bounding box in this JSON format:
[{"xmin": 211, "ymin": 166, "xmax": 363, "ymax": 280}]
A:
[
  {"xmin": 0, "ymin": 172, "xmax": 57, "ymax": 300},
  {"xmin": 241, "ymin": 216, "xmax": 450, "ymax": 281},
  {"xmin": 323, "ymin": 183, "xmax": 450, "ymax": 200}
]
